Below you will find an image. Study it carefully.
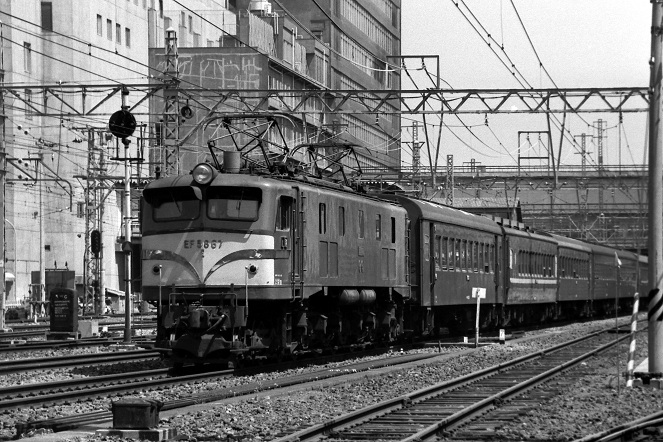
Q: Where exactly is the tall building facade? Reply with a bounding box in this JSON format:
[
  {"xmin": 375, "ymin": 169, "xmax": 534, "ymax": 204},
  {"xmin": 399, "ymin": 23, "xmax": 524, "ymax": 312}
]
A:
[
  {"xmin": 0, "ymin": 0, "xmax": 234, "ymax": 310},
  {"xmin": 275, "ymin": 0, "xmax": 402, "ymax": 171}
]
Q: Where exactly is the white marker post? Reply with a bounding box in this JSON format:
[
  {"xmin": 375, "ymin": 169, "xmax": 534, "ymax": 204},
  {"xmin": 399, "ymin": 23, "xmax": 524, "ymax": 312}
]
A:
[{"xmin": 472, "ymin": 287, "xmax": 486, "ymax": 348}]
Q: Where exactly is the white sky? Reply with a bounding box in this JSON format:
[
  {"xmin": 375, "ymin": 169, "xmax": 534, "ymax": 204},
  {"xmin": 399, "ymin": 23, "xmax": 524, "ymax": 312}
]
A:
[{"xmin": 400, "ymin": 0, "xmax": 651, "ymax": 169}]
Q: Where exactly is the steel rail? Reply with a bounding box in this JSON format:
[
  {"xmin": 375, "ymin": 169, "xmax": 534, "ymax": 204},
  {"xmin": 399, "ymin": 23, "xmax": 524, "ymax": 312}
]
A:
[
  {"xmin": 0, "ymin": 336, "xmax": 155, "ymax": 352},
  {"xmin": 5, "ymin": 367, "xmax": 233, "ymax": 414},
  {"xmin": 573, "ymin": 411, "xmax": 663, "ymax": 442},
  {"xmin": 0, "ymin": 349, "xmax": 160, "ymax": 374},
  {"xmin": 0, "ymin": 367, "xmax": 171, "ymax": 402},
  {"xmin": 272, "ymin": 328, "xmax": 625, "ymax": 442}
]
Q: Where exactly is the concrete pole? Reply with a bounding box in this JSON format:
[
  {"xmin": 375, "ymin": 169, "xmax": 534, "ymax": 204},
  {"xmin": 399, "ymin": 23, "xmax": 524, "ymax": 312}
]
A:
[
  {"xmin": 123, "ymin": 138, "xmax": 132, "ymax": 343},
  {"xmin": 648, "ymin": 0, "xmax": 663, "ymax": 374},
  {"xmin": 0, "ymin": 21, "xmax": 5, "ymax": 331}
]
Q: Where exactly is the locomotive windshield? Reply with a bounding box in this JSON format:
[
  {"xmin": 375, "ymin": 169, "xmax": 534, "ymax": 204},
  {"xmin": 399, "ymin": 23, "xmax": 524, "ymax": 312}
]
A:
[
  {"xmin": 149, "ymin": 187, "xmax": 200, "ymax": 222},
  {"xmin": 207, "ymin": 187, "xmax": 261, "ymax": 221}
]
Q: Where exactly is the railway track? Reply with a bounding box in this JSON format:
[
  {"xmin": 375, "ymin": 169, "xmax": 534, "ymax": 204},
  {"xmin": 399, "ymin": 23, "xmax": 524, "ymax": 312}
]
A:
[
  {"xmin": 271, "ymin": 328, "xmax": 631, "ymax": 442},
  {"xmin": 0, "ymin": 336, "xmax": 155, "ymax": 352},
  {"xmin": 574, "ymin": 411, "xmax": 663, "ymax": 442},
  {"xmin": 0, "ymin": 349, "xmax": 161, "ymax": 375},
  {"xmin": 0, "ymin": 322, "xmax": 157, "ymax": 341},
  {"xmin": 14, "ymin": 346, "xmax": 446, "ymax": 436}
]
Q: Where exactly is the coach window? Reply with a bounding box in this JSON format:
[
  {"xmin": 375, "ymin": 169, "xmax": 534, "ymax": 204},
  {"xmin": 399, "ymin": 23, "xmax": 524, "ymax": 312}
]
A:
[
  {"xmin": 391, "ymin": 217, "xmax": 396, "ymax": 243},
  {"xmin": 441, "ymin": 237, "xmax": 448, "ymax": 270},
  {"xmin": 460, "ymin": 240, "xmax": 467, "ymax": 270},
  {"xmin": 276, "ymin": 196, "xmax": 293, "ymax": 231},
  {"xmin": 339, "ymin": 206, "xmax": 345, "ymax": 236},
  {"xmin": 434, "ymin": 235, "xmax": 441, "ymax": 271},
  {"xmin": 455, "ymin": 239, "xmax": 461, "ymax": 270},
  {"xmin": 358, "ymin": 210, "xmax": 365, "ymax": 239},
  {"xmin": 470, "ymin": 241, "xmax": 479, "ymax": 272},
  {"xmin": 319, "ymin": 203, "xmax": 326, "ymax": 234},
  {"xmin": 480, "ymin": 243, "xmax": 486, "ymax": 272},
  {"xmin": 424, "ymin": 233, "xmax": 430, "ymax": 262}
]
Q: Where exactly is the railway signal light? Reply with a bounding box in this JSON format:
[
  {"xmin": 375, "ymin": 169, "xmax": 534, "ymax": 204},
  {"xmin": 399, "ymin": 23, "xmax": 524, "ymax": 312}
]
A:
[{"xmin": 90, "ymin": 229, "xmax": 101, "ymax": 258}]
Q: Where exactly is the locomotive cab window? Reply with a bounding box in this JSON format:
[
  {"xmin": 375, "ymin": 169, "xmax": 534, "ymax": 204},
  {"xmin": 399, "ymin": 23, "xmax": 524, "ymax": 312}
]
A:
[
  {"xmin": 145, "ymin": 187, "xmax": 200, "ymax": 221},
  {"xmin": 319, "ymin": 203, "xmax": 327, "ymax": 234},
  {"xmin": 208, "ymin": 187, "xmax": 261, "ymax": 221},
  {"xmin": 339, "ymin": 206, "xmax": 345, "ymax": 236},
  {"xmin": 276, "ymin": 196, "xmax": 294, "ymax": 231}
]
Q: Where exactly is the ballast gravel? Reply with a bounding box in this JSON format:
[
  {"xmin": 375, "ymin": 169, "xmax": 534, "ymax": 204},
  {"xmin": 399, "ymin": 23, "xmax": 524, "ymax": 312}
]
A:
[{"xmin": 2, "ymin": 317, "xmax": 661, "ymax": 442}]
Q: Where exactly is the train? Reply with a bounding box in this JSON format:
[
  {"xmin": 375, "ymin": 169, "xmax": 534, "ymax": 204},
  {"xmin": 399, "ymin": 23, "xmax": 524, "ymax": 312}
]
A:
[{"xmin": 139, "ymin": 149, "xmax": 647, "ymax": 368}]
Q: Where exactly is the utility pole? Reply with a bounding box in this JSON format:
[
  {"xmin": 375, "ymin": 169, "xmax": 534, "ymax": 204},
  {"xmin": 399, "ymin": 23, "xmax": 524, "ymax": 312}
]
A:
[
  {"xmin": 0, "ymin": 21, "xmax": 5, "ymax": 331},
  {"xmin": 446, "ymin": 154, "xmax": 454, "ymax": 206},
  {"xmin": 596, "ymin": 119, "xmax": 606, "ymax": 242},
  {"xmin": 162, "ymin": 28, "xmax": 180, "ymax": 177},
  {"xmin": 648, "ymin": 0, "xmax": 663, "ymax": 376}
]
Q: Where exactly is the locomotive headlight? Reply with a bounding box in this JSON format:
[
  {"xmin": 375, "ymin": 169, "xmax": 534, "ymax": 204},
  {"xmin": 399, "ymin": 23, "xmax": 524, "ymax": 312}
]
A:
[
  {"xmin": 192, "ymin": 163, "xmax": 215, "ymax": 185},
  {"xmin": 247, "ymin": 264, "xmax": 258, "ymax": 274}
]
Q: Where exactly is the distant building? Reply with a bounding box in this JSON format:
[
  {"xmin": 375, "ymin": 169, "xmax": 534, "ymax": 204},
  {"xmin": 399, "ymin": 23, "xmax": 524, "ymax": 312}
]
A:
[{"xmin": 148, "ymin": 0, "xmax": 401, "ymax": 175}]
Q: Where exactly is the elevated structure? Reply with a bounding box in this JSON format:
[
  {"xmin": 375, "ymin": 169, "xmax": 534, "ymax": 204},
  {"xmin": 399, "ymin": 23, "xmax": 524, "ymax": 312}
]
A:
[{"xmin": 378, "ymin": 164, "xmax": 647, "ymax": 251}]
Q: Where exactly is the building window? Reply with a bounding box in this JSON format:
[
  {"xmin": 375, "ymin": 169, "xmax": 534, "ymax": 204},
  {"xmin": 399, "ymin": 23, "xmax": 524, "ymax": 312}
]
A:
[
  {"xmin": 41, "ymin": 2, "xmax": 53, "ymax": 32},
  {"xmin": 96, "ymin": 14, "xmax": 102, "ymax": 36},
  {"xmin": 107, "ymin": 19, "xmax": 112, "ymax": 40},
  {"xmin": 125, "ymin": 28, "xmax": 131, "ymax": 47},
  {"xmin": 23, "ymin": 42, "xmax": 32, "ymax": 73},
  {"xmin": 77, "ymin": 202, "xmax": 85, "ymax": 218},
  {"xmin": 188, "ymin": 15, "xmax": 193, "ymax": 32},
  {"xmin": 116, "ymin": 24, "xmax": 122, "ymax": 44},
  {"xmin": 180, "ymin": 11, "xmax": 186, "ymax": 28}
]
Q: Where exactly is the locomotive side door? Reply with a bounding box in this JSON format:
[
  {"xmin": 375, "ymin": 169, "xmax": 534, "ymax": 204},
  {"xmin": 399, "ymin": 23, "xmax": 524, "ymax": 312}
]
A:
[{"xmin": 291, "ymin": 187, "xmax": 304, "ymax": 292}]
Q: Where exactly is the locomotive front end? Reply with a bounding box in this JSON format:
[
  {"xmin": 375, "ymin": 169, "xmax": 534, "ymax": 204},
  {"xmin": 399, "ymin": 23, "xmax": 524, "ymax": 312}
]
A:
[{"xmin": 141, "ymin": 163, "xmax": 292, "ymax": 368}]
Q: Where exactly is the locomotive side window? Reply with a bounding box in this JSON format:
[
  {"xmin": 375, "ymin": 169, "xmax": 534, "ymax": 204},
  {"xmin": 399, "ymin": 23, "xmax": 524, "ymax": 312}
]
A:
[
  {"xmin": 208, "ymin": 187, "xmax": 261, "ymax": 221},
  {"xmin": 147, "ymin": 187, "xmax": 200, "ymax": 221},
  {"xmin": 276, "ymin": 196, "xmax": 293, "ymax": 231},
  {"xmin": 339, "ymin": 206, "xmax": 345, "ymax": 236},
  {"xmin": 376, "ymin": 214, "xmax": 382, "ymax": 240},
  {"xmin": 319, "ymin": 203, "xmax": 327, "ymax": 234},
  {"xmin": 358, "ymin": 210, "xmax": 365, "ymax": 239},
  {"xmin": 391, "ymin": 217, "xmax": 396, "ymax": 243}
]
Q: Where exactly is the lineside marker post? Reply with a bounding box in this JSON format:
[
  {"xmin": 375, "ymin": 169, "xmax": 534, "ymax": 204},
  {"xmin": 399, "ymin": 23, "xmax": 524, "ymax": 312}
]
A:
[
  {"xmin": 472, "ymin": 287, "xmax": 486, "ymax": 348},
  {"xmin": 626, "ymin": 292, "xmax": 640, "ymax": 388}
]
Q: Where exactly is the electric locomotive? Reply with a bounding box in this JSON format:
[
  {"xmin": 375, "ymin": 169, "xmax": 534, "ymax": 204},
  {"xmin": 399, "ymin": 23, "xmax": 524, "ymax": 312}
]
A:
[{"xmin": 141, "ymin": 151, "xmax": 410, "ymax": 367}]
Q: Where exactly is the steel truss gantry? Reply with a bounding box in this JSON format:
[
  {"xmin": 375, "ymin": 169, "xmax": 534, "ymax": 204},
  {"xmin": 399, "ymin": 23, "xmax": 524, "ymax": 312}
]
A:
[{"xmin": 1, "ymin": 84, "xmax": 648, "ymax": 119}]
